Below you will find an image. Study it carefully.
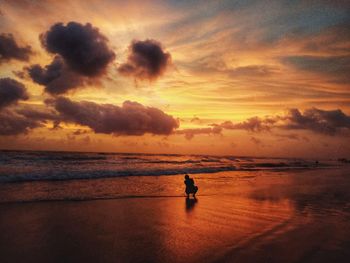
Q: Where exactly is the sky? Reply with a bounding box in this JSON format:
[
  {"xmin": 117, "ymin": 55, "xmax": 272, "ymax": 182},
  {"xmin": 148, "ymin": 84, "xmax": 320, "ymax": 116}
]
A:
[{"xmin": 0, "ymin": 0, "xmax": 349, "ymax": 158}]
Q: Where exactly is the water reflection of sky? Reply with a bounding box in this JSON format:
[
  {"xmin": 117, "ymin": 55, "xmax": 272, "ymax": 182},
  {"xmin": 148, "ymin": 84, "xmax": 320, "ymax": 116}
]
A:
[{"xmin": 1, "ymin": 168, "xmax": 350, "ymax": 262}]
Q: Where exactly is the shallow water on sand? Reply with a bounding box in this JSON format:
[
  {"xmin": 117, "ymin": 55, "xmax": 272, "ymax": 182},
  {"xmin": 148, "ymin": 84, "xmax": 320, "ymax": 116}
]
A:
[{"xmin": 0, "ymin": 168, "xmax": 350, "ymax": 263}]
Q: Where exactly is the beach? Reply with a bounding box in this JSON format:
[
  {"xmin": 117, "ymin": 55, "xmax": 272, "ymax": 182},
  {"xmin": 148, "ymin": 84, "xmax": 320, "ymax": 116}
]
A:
[
  {"xmin": 1, "ymin": 1, "xmax": 349, "ymax": 262},
  {"xmin": 1, "ymin": 167, "xmax": 350, "ymax": 263}
]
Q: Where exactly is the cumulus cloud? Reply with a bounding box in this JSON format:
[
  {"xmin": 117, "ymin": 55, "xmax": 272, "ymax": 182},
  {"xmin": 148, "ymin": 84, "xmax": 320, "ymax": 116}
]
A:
[
  {"xmin": 176, "ymin": 115, "xmax": 275, "ymax": 139},
  {"xmin": 0, "ymin": 95, "xmax": 179, "ymax": 136},
  {"xmin": 0, "ymin": 108, "xmax": 44, "ymax": 135},
  {"xmin": 26, "ymin": 56, "xmax": 84, "ymax": 95},
  {"xmin": 16, "ymin": 106, "xmax": 59, "ymax": 122},
  {"xmin": 0, "ymin": 33, "xmax": 32, "ymax": 63},
  {"xmin": 46, "ymin": 97, "xmax": 179, "ymax": 136},
  {"xmin": 284, "ymin": 108, "xmax": 350, "ymax": 135},
  {"xmin": 192, "ymin": 107, "xmax": 350, "ymax": 138},
  {"xmin": 176, "ymin": 116, "xmax": 274, "ymax": 139},
  {"xmin": 40, "ymin": 22, "xmax": 115, "ymax": 76},
  {"xmin": 0, "ymin": 78, "xmax": 29, "ymax": 109},
  {"xmin": 176, "ymin": 126, "xmax": 222, "ymax": 140},
  {"xmin": 118, "ymin": 39, "xmax": 171, "ymax": 81},
  {"xmin": 26, "ymin": 22, "xmax": 115, "ymax": 95},
  {"xmin": 0, "ymin": 103, "xmax": 61, "ymax": 136},
  {"xmin": 214, "ymin": 117, "xmax": 274, "ymax": 132}
]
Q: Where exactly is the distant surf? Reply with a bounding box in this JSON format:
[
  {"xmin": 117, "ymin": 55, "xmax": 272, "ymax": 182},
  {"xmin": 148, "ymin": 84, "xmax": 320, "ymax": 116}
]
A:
[{"xmin": 0, "ymin": 150, "xmax": 345, "ymax": 183}]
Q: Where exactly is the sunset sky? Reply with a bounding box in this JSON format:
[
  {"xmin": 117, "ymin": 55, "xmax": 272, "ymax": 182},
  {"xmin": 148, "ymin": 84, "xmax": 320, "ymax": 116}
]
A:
[{"xmin": 0, "ymin": 0, "xmax": 349, "ymax": 158}]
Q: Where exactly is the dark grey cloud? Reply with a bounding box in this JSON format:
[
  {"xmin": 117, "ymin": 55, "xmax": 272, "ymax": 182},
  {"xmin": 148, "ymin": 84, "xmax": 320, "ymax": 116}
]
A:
[
  {"xmin": 0, "ymin": 109, "xmax": 44, "ymax": 135},
  {"xmin": 0, "ymin": 78, "xmax": 29, "ymax": 109},
  {"xmin": 282, "ymin": 55, "xmax": 350, "ymax": 84},
  {"xmin": 0, "ymin": 103, "xmax": 61, "ymax": 136},
  {"xmin": 207, "ymin": 107, "xmax": 350, "ymax": 137},
  {"xmin": 26, "ymin": 56, "xmax": 84, "ymax": 95},
  {"xmin": 0, "ymin": 95, "xmax": 179, "ymax": 136},
  {"xmin": 16, "ymin": 106, "xmax": 59, "ymax": 122},
  {"xmin": 213, "ymin": 117, "xmax": 275, "ymax": 132},
  {"xmin": 176, "ymin": 116, "xmax": 275, "ymax": 140},
  {"xmin": 40, "ymin": 22, "xmax": 115, "ymax": 76},
  {"xmin": 284, "ymin": 108, "xmax": 350, "ymax": 135},
  {"xmin": 118, "ymin": 39, "xmax": 171, "ymax": 81},
  {"xmin": 27, "ymin": 56, "xmax": 64, "ymax": 85},
  {"xmin": 0, "ymin": 33, "xmax": 32, "ymax": 63},
  {"xmin": 46, "ymin": 97, "xmax": 179, "ymax": 136},
  {"xmin": 26, "ymin": 21, "xmax": 115, "ymax": 95}
]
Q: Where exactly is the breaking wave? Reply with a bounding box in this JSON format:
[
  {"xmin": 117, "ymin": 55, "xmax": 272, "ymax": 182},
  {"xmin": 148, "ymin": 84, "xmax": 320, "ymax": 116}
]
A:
[{"xmin": 0, "ymin": 150, "xmax": 343, "ymax": 183}]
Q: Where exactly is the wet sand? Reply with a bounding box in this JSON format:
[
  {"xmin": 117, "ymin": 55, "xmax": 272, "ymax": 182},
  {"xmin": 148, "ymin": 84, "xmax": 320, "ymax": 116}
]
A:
[{"xmin": 1, "ymin": 168, "xmax": 350, "ymax": 263}]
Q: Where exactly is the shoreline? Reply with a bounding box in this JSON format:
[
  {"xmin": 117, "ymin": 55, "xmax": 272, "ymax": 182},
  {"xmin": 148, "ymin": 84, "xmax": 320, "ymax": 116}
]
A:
[
  {"xmin": 1, "ymin": 168, "xmax": 350, "ymax": 262},
  {"xmin": 1, "ymin": 167, "xmax": 349, "ymax": 203},
  {"xmin": 1, "ymin": 178, "xmax": 350, "ymax": 263},
  {"xmin": 0, "ymin": 164, "xmax": 344, "ymax": 184},
  {"xmin": 2, "ymin": 148, "xmax": 340, "ymax": 161}
]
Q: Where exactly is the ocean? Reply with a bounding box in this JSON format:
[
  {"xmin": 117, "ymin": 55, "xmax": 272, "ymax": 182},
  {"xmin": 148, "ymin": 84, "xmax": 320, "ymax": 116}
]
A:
[{"xmin": 0, "ymin": 150, "xmax": 342, "ymax": 183}]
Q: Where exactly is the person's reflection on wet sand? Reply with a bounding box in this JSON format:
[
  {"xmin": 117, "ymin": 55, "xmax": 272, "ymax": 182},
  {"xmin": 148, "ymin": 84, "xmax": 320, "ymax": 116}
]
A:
[{"xmin": 185, "ymin": 197, "xmax": 198, "ymax": 212}]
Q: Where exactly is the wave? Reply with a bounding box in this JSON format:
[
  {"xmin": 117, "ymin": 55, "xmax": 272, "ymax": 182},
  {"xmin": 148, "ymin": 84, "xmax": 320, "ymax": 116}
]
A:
[
  {"xmin": 0, "ymin": 164, "xmax": 336, "ymax": 183},
  {"xmin": 0, "ymin": 152, "xmax": 108, "ymax": 162},
  {"xmin": 0, "ymin": 150, "xmax": 343, "ymax": 183},
  {"xmin": 0, "ymin": 166, "xmax": 236, "ymax": 183}
]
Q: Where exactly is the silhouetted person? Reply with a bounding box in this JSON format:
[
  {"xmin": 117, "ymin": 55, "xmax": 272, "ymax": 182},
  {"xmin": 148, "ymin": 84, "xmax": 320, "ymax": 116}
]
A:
[{"xmin": 184, "ymin": 174, "xmax": 198, "ymax": 198}]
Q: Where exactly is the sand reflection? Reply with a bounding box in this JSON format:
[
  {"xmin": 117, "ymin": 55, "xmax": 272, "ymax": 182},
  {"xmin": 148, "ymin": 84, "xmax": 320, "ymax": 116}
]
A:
[
  {"xmin": 1, "ymin": 168, "xmax": 350, "ymax": 262},
  {"xmin": 185, "ymin": 197, "xmax": 198, "ymax": 212}
]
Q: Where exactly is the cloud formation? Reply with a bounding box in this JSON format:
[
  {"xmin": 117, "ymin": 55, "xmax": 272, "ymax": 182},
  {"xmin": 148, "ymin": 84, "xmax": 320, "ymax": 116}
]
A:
[
  {"xmin": 27, "ymin": 22, "xmax": 115, "ymax": 95},
  {"xmin": 47, "ymin": 97, "xmax": 179, "ymax": 136},
  {"xmin": 118, "ymin": 39, "xmax": 171, "ymax": 81},
  {"xmin": 0, "ymin": 103, "xmax": 60, "ymax": 136},
  {"xmin": 284, "ymin": 108, "xmax": 350, "ymax": 135},
  {"xmin": 214, "ymin": 117, "xmax": 275, "ymax": 132},
  {"xmin": 0, "ymin": 109, "xmax": 43, "ymax": 135},
  {"xmin": 0, "ymin": 95, "xmax": 179, "ymax": 136},
  {"xmin": 40, "ymin": 22, "xmax": 115, "ymax": 76},
  {"xmin": 26, "ymin": 56, "xmax": 84, "ymax": 95},
  {"xmin": 192, "ymin": 108, "xmax": 350, "ymax": 138},
  {"xmin": 0, "ymin": 78, "xmax": 29, "ymax": 109},
  {"xmin": 0, "ymin": 33, "xmax": 32, "ymax": 63},
  {"xmin": 16, "ymin": 106, "xmax": 59, "ymax": 123},
  {"xmin": 175, "ymin": 126, "xmax": 222, "ymax": 140}
]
